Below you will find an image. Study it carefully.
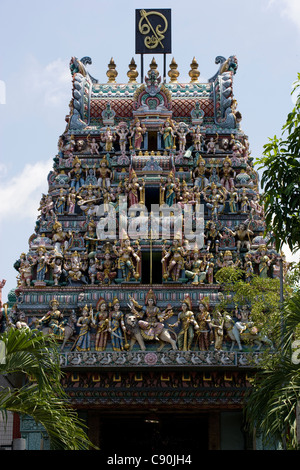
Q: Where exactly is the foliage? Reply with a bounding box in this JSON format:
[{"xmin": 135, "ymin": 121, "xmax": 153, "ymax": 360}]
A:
[
  {"xmin": 0, "ymin": 327, "xmax": 95, "ymax": 450},
  {"xmin": 215, "ymin": 266, "xmax": 286, "ymax": 341},
  {"xmin": 257, "ymin": 74, "xmax": 300, "ymax": 253},
  {"xmin": 244, "ymin": 290, "xmax": 300, "ymax": 449}
]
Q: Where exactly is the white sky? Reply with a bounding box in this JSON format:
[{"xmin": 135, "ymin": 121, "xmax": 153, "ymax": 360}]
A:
[{"xmin": 0, "ymin": 0, "xmax": 300, "ymax": 301}]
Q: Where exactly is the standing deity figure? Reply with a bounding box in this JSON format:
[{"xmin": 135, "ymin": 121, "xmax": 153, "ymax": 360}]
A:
[
  {"xmin": 160, "ymin": 118, "xmax": 176, "ymax": 150},
  {"xmin": 67, "ymin": 187, "xmax": 77, "ymax": 214},
  {"xmin": 190, "ymin": 125, "xmax": 203, "ymax": 152},
  {"xmin": 228, "ymin": 187, "xmax": 239, "ymax": 213},
  {"xmin": 18, "ymin": 253, "xmax": 33, "ymax": 287},
  {"xmin": 244, "ymin": 253, "xmax": 254, "ymax": 282},
  {"xmin": 116, "ymin": 122, "xmax": 129, "ymax": 154},
  {"xmin": 40, "ymin": 299, "xmax": 66, "ymax": 339},
  {"xmin": 161, "ymin": 238, "xmax": 187, "ymax": 282},
  {"xmin": 210, "ymin": 310, "xmax": 224, "ymax": 350},
  {"xmin": 109, "ymin": 298, "xmax": 127, "ymax": 351},
  {"xmin": 129, "ymin": 118, "xmax": 146, "ymax": 150},
  {"xmin": 176, "ymin": 122, "xmax": 189, "ymax": 153},
  {"xmin": 94, "ymin": 298, "xmax": 109, "ymax": 351},
  {"xmin": 101, "ymin": 127, "xmax": 116, "ymax": 152},
  {"xmin": 220, "ymin": 156, "xmax": 236, "ymax": 191},
  {"xmin": 55, "ymin": 188, "xmax": 66, "ymax": 215},
  {"xmin": 69, "ymin": 156, "xmax": 85, "ymax": 192},
  {"xmin": 76, "ymin": 305, "xmax": 94, "ymax": 351},
  {"xmin": 97, "ymin": 243, "xmax": 117, "ymax": 285},
  {"xmin": 254, "ymin": 245, "xmax": 272, "ymax": 278},
  {"xmin": 125, "ymin": 169, "xmax": 145, "ymax": 207},
  {"xmin": 38, "ymin": 194, "xmax": 54, "ymax": 220},
  {"xmin": 32, "ymin": 246, "xmax": 50, "ymax": 282},
  {"xmin": 49, "ymin": 252, "xmax": 63, "ymax": 286},
  {"xmin": 195, "ymin": 298, "xmax": 212, "ymax": 350},
  {"xmin": 204, "ymin": 220, "xmax": 222, "ymax": 253},
  {"xmin": 239, "ymin": 187, "xmax": 250, "ymax": 213},
  {"xmin": 160, "ymin": 171, "xmax": 178, "ymax": 207},
  {"xmin": 97, "ymin": 157, "xmax": 112, "ymax": 189},
  {"xmin": 113, "ymin": 237, "xmax": 141, "ymax": 282},
  {"xmin": 51, "ymin": 219, "xmax": 72, "ymax": 254},
  {"xmin": 193, "ymin": 155, "xmax": 208, "ymax": 191},
  {"xmin": 87, "ymin": 134, "xmax": 99, "ymax": 155},
  {"xmin": 171, "ymin": 295, "xmax": 199, "ymax": 351}
]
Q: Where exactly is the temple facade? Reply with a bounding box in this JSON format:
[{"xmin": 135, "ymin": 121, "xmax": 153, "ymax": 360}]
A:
[{"xmin": 7, "ymin": 53, "xmax": 281, "ymax": 451}]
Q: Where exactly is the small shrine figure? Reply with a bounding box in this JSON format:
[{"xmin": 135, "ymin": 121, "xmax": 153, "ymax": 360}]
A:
[
  {"xmin": 15, "ymin": 312, "xmax": 29, "ymax": 330},
  {"xmin": 171, "ymin": 295, "xmax": 199, "ymax": 351},
  {"xmin": 88, "ymin": 253, "xmax": 98, "ymax": 284},
  {"xmin": 101, "ymin": 127, "xmax": 116, "ymax": 152},
  {"xmin": 94, "ymin": 298, "xmax": 109, "ymax": 351},
  {"xmin": 195, "ymin": 298, "xmax": 212, "ymax": 350},
  {"xmin": 160, "ymin": 118, "xmax": 176, "ymax": 150},
  {"xmin": 220, "ymin": 156, "xmax": 236, "ymax": 191},
  {"xmin": 239, "ymin": 187, "xmax": 250, "ymax": 213},
  {"xmin": 109, "ymin": 298, "xmax": 127, "ymax": 351},
  {"xmin": 84, "ymin": 220, "xmax": 98, "ymax": 253},
  {"xmin": 97, "ymin": 156, "xmax": 112, "ymax": 189},
  {"xmin": 129, "ymin": 118, "xmax": 146, "ymax": 150},
  {"xmin": 193, "ymin": 155, "xmax": 208, "ymax": 191},
  {"xmin": 206, "ymin": 134, "xmax": 219, "ymax": 154},
  {"xmin": 125, "ymin": 169, "xmax": 145, "ymax": 206},
  {"xmin": 185, "ymin": 249, "xmax": 208, "ymax": 285},
  {"xmin": 228, "ymin": 187, "xmax": 239, "ymax": 213},
  {"xmin": 38, "ymin": 194, "xmax": 54, "ymax": 220},
  {"xmin": 51, "ymin": 219, "xmax": 72, "ymax": 254},
  {"xmin": 87, "ymin": 135, "xmax": 99, "ymax": 155},
  {"xmin": 76, "ymin": 305, "xmax": 94, "ymax": 352},
  {"xmin": 40, "ymin": 299, "xmax": 66, "ymax": 339},
  {"xmin": 216, "ymin": 250, "xmax": 240, "ymax": 269},
  {"xmin": 254, "ymin": 245, "xmax": 272, "ymax": 278},
  {"xmin": 113, "ymin": 237, "xmax": 141, "ymax": 282},
  {"xmin": 69, "ymin": 156, "xmax": 85, "ymax": 192},
  {"xmin": 161, "ymin": 237, "xmax": 187, "ymax": 282}
]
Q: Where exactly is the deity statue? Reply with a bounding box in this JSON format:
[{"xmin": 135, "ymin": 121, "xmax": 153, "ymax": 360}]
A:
[
  {"xmin": 84, "ymin": 220, "xmax": 98, "ymax": 253},
  {"xmin": 55, "ymin": 188, "xmax": 66, "ymax": 215},
  {"xmin": 176, "ymin": 122, "xmax": 189, "ymax": 153},
  {"xmin": 193, "ymin": 155, "xmax": 208, "ymax": 191},
  {"xmin": 15, "ymin": 312, "xmax": 29, "ymax": 330},
  {"xmin": 195, "ymin": 298, "xmax": 212, "ymax": 350},
  {"xmin": 113, "ymin": 237, "xmax": 141, "ymax": 282},
  {"xmin": 125, "ymin": 169, "xmax": 145, "ymax": 207},
  {"xmin": 87, "ymin": 134, "xmax": 99, "ymax": 155},
  {"xmin": 97, "ymin": 157, "xmax": 112, "ymax": 189},
  {"xmin": 226, "ymin": 222, "xmax": 254, "ymax": 253},
  {"xmin": 185, "ymin": 249, "xmax": 208, "ymax": 285},
  {"xmin": 67, "ymin": 187, "xmax": 77, "ymax": 214},
  {"xmin": 160, "ymin": 171, "xmax": 178, "ymax": 206},
  {"xmin": 32, "ymin": 246, "xmax": 50, "ymax": 283},
  {"xmin": 49, "ymin": 252, "xmax": 63, "ymax": 286},
  {"xmin": 171, "ymin": 295, "xmax": 199, "ymax": 351},
  {"xmin": 129, "ymin": 289, "xmax": 165, "ymax": 342},
  {"xmin": 51, "ymin": 219, "xmax": 73, "ymax": 254},
  {"xmin": 206, "ymin": 134, "xmax": 219, "ymax": 154},
  {"xmin": 216, "ymin": 250, "xmax": 240, "ymax": 269},
  {"xmin": 101, "ymin": 127, "xmax": 116, "ymax": 152},
  {"xmin": 204, "ymin": 220, "xmax": 222, "ymax": 253},
  {"xmin": 97, "ymin": 243, "xmax": 117, "ymax": 285},
  {"xmin": 40, "ymin": 299, "xmax": 66, "ymax": 339},
  {"xmin": 190, "ymin": 125, "xmax": 203, "ymax": 152},
  {"xmin": 220, "ymin": 156, "xmax": 236, "ymax": 191},
  {"xmin": 64, "ymin": 251, "xmax": 88, "ymax": 284},
  {"xmin": 129, "ymin": 118, "xmax": 146, "ymax": 150},
  {"xmin": 116, "ymin": 122, "xmax": 129, "ymax": 155},
  {"xmin": 202, "ymin": 183, "xmax": 226, "ymax": 220},
  {"xmin": 18, "ymin": 253, "xmax": 33, "ymax": 287},
  {"xmin": 94, "ymin": 298, "xmax": 109, "ymax": 351},
  {"xmin": 210, "ymin": 310, "xmax": 224, "ymax": 350},
  {"xmin": 109, "ymin": 297, "xmax": 127, "ymax": 351},
  {"xmin": 161, "ymin": 237, "xmax": 187, "ymax": 282},
  {"xmin": 160, "ymin": 118, "xmax": 176, "ymax": 150},
  {"xmin": 68, "ymin": 156, "xmax": 85, "ymax": 192},
  {"xmin": 76, "ymin": 305, "xmax": 94, "ymax": 351}
]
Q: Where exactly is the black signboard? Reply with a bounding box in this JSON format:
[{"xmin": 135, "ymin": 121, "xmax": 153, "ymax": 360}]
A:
[{"xmin": 135, "ymin": 9, "xmax": 172, "ymax": 54}]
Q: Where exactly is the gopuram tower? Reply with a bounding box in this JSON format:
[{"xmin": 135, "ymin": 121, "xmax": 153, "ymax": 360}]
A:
[{"xmin": 8, "ymin": 10, "xmax": 281, "ymax": 451}]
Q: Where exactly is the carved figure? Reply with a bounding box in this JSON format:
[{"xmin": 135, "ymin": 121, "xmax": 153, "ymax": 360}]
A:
[{"xmin": 171, "ymin": 295, "xmax": 199, "ymax": 351}]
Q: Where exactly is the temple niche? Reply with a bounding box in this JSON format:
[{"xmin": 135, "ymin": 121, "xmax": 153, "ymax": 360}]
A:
[{"xmin": 6, "ymin": 53, "xmax": 282, "ymax": 450}]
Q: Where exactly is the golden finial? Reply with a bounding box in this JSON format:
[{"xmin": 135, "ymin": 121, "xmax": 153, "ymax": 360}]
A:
[
  {"xmin": 148, "ymin": 57, "xmax": 159, "ymax": 76},
  {"xmin": 189, "ymin": 57, "xmax": 200, "ymax": 83},
  {"xmin": 106, "ymin": 57, "xmax": 118, "ymax": 83},
  {"xmin": 127, "ymin": 58, "xmax": 139, "ymax": 83},
  {"xmin": 168, "ymin": 57, "xmax": 180, "ymax": 83}
]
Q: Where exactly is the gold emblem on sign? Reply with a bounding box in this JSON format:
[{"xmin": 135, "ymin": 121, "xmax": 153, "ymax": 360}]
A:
[{"xmin": 138, "ymin": 9, "xmax": 168, "ymax": 49}]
